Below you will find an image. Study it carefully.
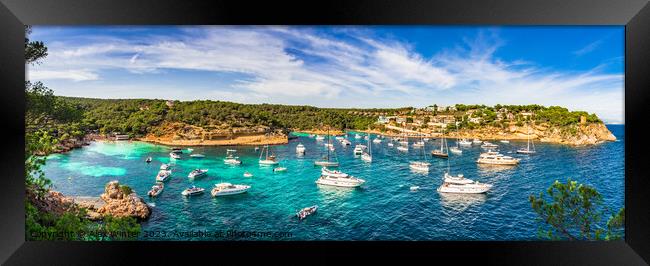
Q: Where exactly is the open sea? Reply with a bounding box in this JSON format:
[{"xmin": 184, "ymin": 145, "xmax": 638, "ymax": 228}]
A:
[{"xmin": 41, "ymin": 125, "xmax": 624, "ymax": 240}]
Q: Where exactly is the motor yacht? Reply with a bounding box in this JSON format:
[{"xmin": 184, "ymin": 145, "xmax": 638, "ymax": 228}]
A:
[
  {"xmin": 148, "ymin": 182, "xmax": 164, "ymax": 197},
  {"xmin": 211, "ymin": 183, "xmax": 250, "ymax": 197},
  {"xmin": 181, "ymin": 186, "xmax": 205, "ymax": 196},
  {"xmin": 477, "ymin": 151, "xmax": 520, "ymax": 165}
]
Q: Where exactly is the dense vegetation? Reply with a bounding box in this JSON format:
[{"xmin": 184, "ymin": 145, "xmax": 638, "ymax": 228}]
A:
[
  {"xmin": 59, "ymin": 97, "xmax": 395, "ymax": 137},
  {"xmin": 529, "ymin": 179, "xmax": 624, "ymax": 240},
  {"xmin": 450, "ymin": 104, "xmax": 602, "ymax": 130},
  {"xmin": 25, "ymin": 26, "xmax": 141, "ymax": 240}
]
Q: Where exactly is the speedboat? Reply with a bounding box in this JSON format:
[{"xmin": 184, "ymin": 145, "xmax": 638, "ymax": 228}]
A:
[
  {"xmin": 190, "ymin": 154, "xmax": 205, "ymax": 158},
  {"xmin": 160, "ymin": 163, "xmax": 171, "ymax": 170},
  {"xmin": 410, "ymin": 186, "xmax": 420, "ymax": 191},
  {"xmin": 472, "ymin": 139, "xmax": 483, "ymax": 144},
  {"xmin": 156, "ymin": 170, "xmax": 172, "ymax": 182},
  {"xmin": 387, "ymin": 142, "xmax": 394, "ymax": 147},
  {"xmin": 397, "ymin": 145, "xmax": 409, "ymax": 152},
  {"xmin": 148, "ymin": 182, "xmax": 164, "ymax": 197},
  {"xmin": 413, "ymin": 141, "xmax": 425, "ymax": 148},
  {"xmin": 243, "ymin": 171, "xmax": 253, "ymax": 177},
  {"xmin": 145, "ymin": 157, "xmax": 152, "ymax": 163},
  {"xmin": 211, "ymin": 183, "xmax": 250, "ymax": 197},
  {"xmin": 500, "ymin": 140, "xmax": 510, "ymax": 143},
  {"xmin": 296, "ymin": 205, "xmax": 318, "ymax": 220},
  {"xmin": 316, "ymin": 168, "xmax": 365, "ymax": 188},
  {"xmin": 458, "ymin": 139, "xmax": 472, "ymax": 146},
  {"xmin": 296, "ymin": 143, "xmax": 306, "ymax": 154},
  {"xmin": 274, "ymin": 167, "xmax": 288, "ymax": 172},
  {"xmin": 481, "ymin": 142, "xmax": 499, "ymax": 149},
  {"xmin": 188, "ymin": 169, "xmax": 208, "ymax": 178},
  {"xmin": 169, "ymin": 152, "xmax": 181, "ymax": 159},
  {"xmin": 449, "ymin": 147, "xmax": 462, "ymax": 154},
  {"xmin": 354, "ymin": 134, "xmax": 362, "ymax": 139},
  {"xmin": 372, "ymin": 138, "xmax": 382, "ymax": 144},
  {"xmin": 181, "ymin": 186, "xmax": 205, "ymax": 197},
  {"xmin": 477, "ymin": 151, "xmax": 520, "ymax": 165},
  {"xmin": 409, "ymin": 161, "xmax": 431, "ymax": 172},
  {"xmin": 171, "ymin": 147, "xmax": 183, "ymax": 154},
  {"xmin": 340, "ymin": 139, "xmax": 351, "ymax": 146}
]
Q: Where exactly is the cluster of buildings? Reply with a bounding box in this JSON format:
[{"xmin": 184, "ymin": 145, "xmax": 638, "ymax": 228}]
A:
[{"xmin": 376, "ymin": 105, "xmax": 536, "ymax": 130}]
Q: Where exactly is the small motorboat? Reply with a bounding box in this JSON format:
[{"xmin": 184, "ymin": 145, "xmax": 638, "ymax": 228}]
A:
[
  {"xmin": 187, "ymin": 148, "xmax": 194, "ymax": 153},
  {"xmin": 296, "ymin": 205, "xmax": 318, "ymax": 220},
  {"xmin": 148, "ymin": 182, "xmax": 164, "ymax": 197},
  {"xmin": 145, "ymin": 157, "xmax": 152, "ymax": 163},
  {"xmin": 189, "ymin": 154, "xmax": 205, "ymax": 158},
  {"xmin": 410, "ymin": 186, "xmax": 420, "ymax": 191},
  {"xmin": 169, "ymin": 152, "xmax": 181, "ymax": 159},
  {"xmin": 472, "ymin": 139, "xmax": 483, "ymax": 144},
  {"xmin": 224, "ymin": 149, "xmax": 242, "ymax": 165},
  {"xmin": 160, "ymin": 163, "xmax": 171, "ymax": 170},
  {"xmin": 273, "ymin": 167, "xmax": 288, "ymax": 172},
  {"xmin": 450, "ymin": 147, "xmax": 462, "ymax": 154},
  {"xmin": 387, "ymin": 142, "xmax": 394, "ymax": 147},
  {"xmin": 481, "ymin": 142, "xmax": 499, "ymax": 149},
  {"xmin": 243, "ymin": 171, "xmax": 253, "ymax": 177},
  {"xmin": 500, "ymin": 140, "xmax": 510, "ymax": 143},
  {"xmin": 171, "ymin": 147, "xmax": 183, "ymax": 154},
  {"xmin": 372, "ymin": 138, "xmax": 382, "ymax": 143},
  {"xmin": 156, "ymin": 170, "xmax": 172, "ymax": 182},
  {"xmin": 181, "ymin": 186, "xmax": 205, "ymax": 196},
  {"xmin": 397, "ymin": 145, "xmax": 409, "ymax": 152},
  {"xmin": 458, "ymin": 139, "xmax": 473, "ymax": 146},
  {"xmin": 188, "ymin": 169, "xmax": 208, "ymax": 179}
]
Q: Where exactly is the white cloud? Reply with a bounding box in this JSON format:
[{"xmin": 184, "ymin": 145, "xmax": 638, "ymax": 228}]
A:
[{"xmin": 28, "ymin": 27, "xmax": 624, "ymax": 123}]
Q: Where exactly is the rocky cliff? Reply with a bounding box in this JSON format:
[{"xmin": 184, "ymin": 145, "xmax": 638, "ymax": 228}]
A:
[{"xmin": 448, "ymin": 122, "xmax": 616, "ymax": 145}]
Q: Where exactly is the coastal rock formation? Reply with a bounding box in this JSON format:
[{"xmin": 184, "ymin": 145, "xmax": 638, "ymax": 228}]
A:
[
  {"xmin": 27, "ymin": 188, "xmax": 80, "ymax": 216},
  {"xmin": 447, "ymin": 122, "xmax": 616, "ymax": 145},
  {"xmin": 96, "ymin": 181, "xmax": 151, "ymax": 220},
  {"xmin": 141, "ymin": 121, "xmax": 288, "ymax": 146}
]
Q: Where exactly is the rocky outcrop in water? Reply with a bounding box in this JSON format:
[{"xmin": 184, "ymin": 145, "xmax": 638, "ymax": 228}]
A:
[{"xmin": 95, "ymin": 181, "xmax": 151, "ymax": 220}]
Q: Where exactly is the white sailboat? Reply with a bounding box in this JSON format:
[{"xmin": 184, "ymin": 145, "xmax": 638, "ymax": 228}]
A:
[
  {"xmin": 409, "ymin": 135, "xmax": 431, "ymax": 172},
  {"xmin": 517, "ymin": 124, "xmax": 537, "ymax": 154},
  {"xmin": 449, "ymin": 123, "xmax": 463, "ymax": 154},
  {"xmin": 314, "ymin": 128, "xmax": 339, "ymax": 167},
  {"xmin": 258, "ymin": 145, "xmax": 279, "ymax": 165},
  {"xmin": 431, "ymin": 129, "xmax": 449, "ymax": 158},
  {"xmin": 361, "ymin": 132, "xmax": 372, "ymax": 162},
  {"xmin": 224, "ymin": 149, "xmax": 242, "ymax": 165}
]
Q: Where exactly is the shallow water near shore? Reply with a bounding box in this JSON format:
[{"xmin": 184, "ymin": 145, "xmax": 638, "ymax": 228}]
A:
[{"xmin": 42, "ymin": 125, "xmax": 624, "ymax": 240}]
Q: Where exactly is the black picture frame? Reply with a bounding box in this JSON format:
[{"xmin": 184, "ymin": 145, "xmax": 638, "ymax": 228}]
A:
[{"xmin": 1, "ymin": 0, "xmax": 649, "ymax": 264}]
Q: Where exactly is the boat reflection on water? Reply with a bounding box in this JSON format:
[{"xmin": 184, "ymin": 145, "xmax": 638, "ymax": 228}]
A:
[{"xmin": 438, "ymin": 192, "xmax": 487, "ymax": 212}]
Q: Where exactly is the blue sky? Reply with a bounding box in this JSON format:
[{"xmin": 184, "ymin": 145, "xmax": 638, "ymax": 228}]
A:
[{"xmin": 28, "ymin": 26, "xmax": 624, "ymax": 123}]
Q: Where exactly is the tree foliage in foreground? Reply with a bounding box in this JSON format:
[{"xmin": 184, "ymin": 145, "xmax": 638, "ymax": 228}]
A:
[{"xmin": 529, "ymin": 179, "xmax": 624, "ymax": 240}]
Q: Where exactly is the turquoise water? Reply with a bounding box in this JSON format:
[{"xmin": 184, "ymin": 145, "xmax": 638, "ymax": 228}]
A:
[{"xmin": 42, "ymin": 125, "xmax": 624, "ymax": 240}]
